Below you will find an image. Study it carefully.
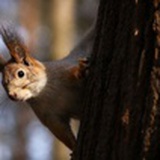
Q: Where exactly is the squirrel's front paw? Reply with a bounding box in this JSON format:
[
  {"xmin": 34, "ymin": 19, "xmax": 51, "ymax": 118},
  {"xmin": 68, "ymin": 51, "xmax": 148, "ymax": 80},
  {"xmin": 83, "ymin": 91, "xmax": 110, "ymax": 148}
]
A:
[
  {"xmin": 70, "ymin": 57, "xmax": 90, "ymax": 79},
  {"xmin": 78, "ymin": 57, "xmax": 90, "ymax": 78}
]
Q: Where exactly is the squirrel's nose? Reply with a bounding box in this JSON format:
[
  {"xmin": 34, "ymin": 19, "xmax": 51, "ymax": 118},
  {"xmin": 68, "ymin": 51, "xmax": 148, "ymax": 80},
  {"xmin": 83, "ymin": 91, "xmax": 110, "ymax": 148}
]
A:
[{"xmin": 8, "ymin": 92, "xmax": 18, "ymax": 101}]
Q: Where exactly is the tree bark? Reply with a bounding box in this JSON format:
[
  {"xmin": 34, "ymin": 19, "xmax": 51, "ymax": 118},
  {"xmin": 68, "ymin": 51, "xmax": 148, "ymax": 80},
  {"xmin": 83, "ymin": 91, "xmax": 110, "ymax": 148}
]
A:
[{"xmin": 73, "ymin": 0, "xmax": 160, "ymax": 160}]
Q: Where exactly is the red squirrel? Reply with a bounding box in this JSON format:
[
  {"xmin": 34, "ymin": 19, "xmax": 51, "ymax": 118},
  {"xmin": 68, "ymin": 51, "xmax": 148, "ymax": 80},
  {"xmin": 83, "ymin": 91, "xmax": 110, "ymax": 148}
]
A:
[{"xmin": 0, "ymin": 26, "xmax": 95, "ymax": 150}]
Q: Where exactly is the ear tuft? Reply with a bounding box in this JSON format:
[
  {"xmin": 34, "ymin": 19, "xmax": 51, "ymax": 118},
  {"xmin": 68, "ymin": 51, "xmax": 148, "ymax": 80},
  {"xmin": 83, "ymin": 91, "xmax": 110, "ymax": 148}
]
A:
[{"xmin": 0, "ymin": 25, "xmax": 29, "ymax": 63}]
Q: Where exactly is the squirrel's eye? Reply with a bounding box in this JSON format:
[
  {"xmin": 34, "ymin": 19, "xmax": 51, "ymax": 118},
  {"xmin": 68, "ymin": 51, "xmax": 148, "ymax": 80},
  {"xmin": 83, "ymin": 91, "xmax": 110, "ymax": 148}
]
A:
[{"xmin": 17, "ymin": 70, "xmax": 25, "ymax": 78}]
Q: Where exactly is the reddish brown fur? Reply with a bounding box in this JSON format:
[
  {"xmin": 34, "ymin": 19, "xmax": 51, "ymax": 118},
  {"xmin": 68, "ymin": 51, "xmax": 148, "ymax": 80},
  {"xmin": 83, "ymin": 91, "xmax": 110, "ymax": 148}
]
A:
[{"xmin": 0, "ymin": 26, "xmax": 91, "ymax": 151}]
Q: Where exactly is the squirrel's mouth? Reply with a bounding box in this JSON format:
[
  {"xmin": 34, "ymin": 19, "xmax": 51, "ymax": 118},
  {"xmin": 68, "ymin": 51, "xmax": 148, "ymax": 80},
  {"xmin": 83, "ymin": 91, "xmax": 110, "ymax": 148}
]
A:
[
  {"xmin": 8, "ymin": 92, "xmax": 26, "ymax": 102},
  {"xmin": 8, "ymin": 84, "xmax": 34, "ymax": 102},
  {"xmin": 8, "ymin": 91, "xmax": 32, "ymax": 102},
  {"xmin": 8, "ymin": 94, "xmax": 19, "ymax": 101},
  {"xmin": 8, "ymin": 92, "xmax": 29, "ymax": 102}
]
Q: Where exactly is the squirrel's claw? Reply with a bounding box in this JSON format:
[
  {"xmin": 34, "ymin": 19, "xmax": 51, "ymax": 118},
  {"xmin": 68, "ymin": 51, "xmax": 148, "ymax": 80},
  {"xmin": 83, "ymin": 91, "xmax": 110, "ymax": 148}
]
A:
[
  {"xmin": 70, "ymin": 57, "xmax": 90, "ymax": 80},
  {"xmin": 78, "ymin": 57, "xmax": 90, "ymax": 78},
  {"xmin": 78, "ymin": 57, "xmax": 89, "ymax": 69}
]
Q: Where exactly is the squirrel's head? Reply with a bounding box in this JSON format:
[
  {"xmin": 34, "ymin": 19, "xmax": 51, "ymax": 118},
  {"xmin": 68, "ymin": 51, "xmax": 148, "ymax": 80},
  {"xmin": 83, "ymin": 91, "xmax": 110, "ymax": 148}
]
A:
[{"xmin": 0, "ymin": 26, "xmax": 47, "ymax": 101}]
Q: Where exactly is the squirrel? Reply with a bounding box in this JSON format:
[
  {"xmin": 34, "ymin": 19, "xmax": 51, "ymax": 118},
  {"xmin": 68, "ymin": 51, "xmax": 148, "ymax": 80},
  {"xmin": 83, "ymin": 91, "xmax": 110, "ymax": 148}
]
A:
[{"xmin": 0, "ymin": 25, "xmax": 95, "ymax": 151}]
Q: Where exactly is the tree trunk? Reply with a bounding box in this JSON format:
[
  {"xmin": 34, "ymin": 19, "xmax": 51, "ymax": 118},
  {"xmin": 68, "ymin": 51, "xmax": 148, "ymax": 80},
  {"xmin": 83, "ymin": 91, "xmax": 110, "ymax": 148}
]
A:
[{"xmin": 73, "ymin": 0, "xmax": 160, "ymax": 160}]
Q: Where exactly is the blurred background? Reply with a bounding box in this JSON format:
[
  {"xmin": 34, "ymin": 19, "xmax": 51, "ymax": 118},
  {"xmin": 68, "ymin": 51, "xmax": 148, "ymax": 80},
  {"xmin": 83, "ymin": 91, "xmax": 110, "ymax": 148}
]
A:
[{"xmin": 0, "ymin": 0, "xmax": 98, "ymax": 160}]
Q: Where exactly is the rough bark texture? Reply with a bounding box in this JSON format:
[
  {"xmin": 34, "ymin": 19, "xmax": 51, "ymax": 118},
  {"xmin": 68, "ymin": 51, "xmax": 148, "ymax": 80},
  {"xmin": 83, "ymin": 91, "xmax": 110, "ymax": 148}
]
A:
[{"xmin": 73, "ymin": 0, "xmax": 160, "ymax": 160}]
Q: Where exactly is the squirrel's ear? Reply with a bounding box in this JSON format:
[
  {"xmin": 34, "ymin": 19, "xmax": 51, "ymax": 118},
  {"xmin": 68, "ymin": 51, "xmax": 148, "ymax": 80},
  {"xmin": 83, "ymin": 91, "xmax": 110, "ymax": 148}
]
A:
[
  {"xmin": 0, "ymin": 26, "xmax": 29, "ymax": 63},
  {"xmin": 0, "ymin": 55, "xmax": 7, "ymax": 71},
  {"xmin": 70, "ymin": 58, "xmax": 89, "ymax": 79}
]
